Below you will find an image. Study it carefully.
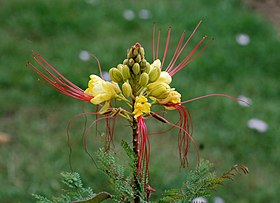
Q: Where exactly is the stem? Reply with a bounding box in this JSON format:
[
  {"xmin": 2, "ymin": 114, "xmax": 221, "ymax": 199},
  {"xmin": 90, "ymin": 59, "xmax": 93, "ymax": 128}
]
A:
[{"xmin": 132, "ymin": 99, "xmax": 141, "ymax": 203}]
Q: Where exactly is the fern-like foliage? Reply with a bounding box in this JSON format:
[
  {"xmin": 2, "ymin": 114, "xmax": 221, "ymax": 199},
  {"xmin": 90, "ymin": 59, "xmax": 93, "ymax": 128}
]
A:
[
  {"xmin": 96, "ymin": 140, "xmax": 148, "ymax": 202},
  {"xmin": 33, "ymin": 172, "xmax": 95, "ymax": 203},
  {"xmin": 159, "ymin": 160, "xmax": 249, "ymax": 203}
]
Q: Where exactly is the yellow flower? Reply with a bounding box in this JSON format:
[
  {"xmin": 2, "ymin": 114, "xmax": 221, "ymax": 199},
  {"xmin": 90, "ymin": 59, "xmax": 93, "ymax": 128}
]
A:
[
  {"xmin": 159, "ymin": 90, "xmax": 181, "ymax": 109},
  {"xmin": 84, "ymin": 74, "xmax": 117, "ymax": 105},
  {"xmin": 132, "ymin": 95, "xmax": 151, "ymax": 119},
  {"xmin": 147, "ymin": 81, "xmax": 171, "ymax": 99},
  {"xmin": 157, "ymin": 71, "xmax": 172, "ymax": 84}
]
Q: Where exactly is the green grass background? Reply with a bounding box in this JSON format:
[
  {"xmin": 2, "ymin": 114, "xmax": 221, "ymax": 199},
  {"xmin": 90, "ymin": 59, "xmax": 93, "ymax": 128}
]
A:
[{"xmin": 1, "ymin": 0, "xmax": 280, "ymax": 202}]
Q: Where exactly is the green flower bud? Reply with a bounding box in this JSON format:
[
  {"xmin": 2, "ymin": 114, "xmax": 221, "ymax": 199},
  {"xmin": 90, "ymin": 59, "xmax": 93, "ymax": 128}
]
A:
[
  {"xmin": 128, "ymin": 58, "xmax": 135, "ymax": 67},
  {"xmin": 132, "ymin": 63, "xmax": 140, "ymax": 75},
  {"xmin": 123, "ymin": 59, "xmax": 128, "ymax": 65},
  {"xmin": 133, "ymin": 48, "xmax": 139, "ymax": 56},
  {"xmin": 139, "ymin": 72, "xmax": 149, "ymax": 87},
  {"xmin": 122, "ymin": 82, "xmax": 132, "ymax": 98},
  {"xmin": 109, "ymin": 67, "xmax": 123, "ymax": 83},
  {"xmin": 147, "ymin": 82, "xmax": 171, "ymax": 99},
  {"xmin": 139, "ymin": 47, "xmax": 145, "ymax": 58},
  {"xmin": 149, "ymin": 66, "xmax": 161, "ymax": 83},
  {"xmin": 140, "ymin": 59, "xmax": 147, "ymax": 68},
  {"xmin": 117, "ymin": 64, "xmax": 123, "ymax": 72},
  {"xmin": 122, "ymin": 65, "xmax": 131, "ymax": 80},
  {"xmin": 135, "ymin": 54, "xmax": 141, "ymax": 63},
  {"xmin": 127, "ymin": 48, "xmax": 133, "ymax": 59},
  {"xmin": 143, "ymin": 63, "xmax": 150, "ymax": 73}
]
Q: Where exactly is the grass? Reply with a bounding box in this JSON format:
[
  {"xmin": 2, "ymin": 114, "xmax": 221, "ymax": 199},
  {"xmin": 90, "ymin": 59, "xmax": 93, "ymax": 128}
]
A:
[{"xmin": 1, "ymin": 0, "xmax": 280, "ymax": 202}]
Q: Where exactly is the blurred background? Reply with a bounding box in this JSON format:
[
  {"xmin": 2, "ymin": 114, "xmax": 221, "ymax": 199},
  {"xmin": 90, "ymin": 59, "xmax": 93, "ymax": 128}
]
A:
[{"xmin": 0, "ymin": 0, "xmax": 280, "ymax": 202}]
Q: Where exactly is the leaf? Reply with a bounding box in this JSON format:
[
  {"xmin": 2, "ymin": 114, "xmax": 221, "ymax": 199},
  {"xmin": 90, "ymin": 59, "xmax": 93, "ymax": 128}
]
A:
[{"xmin": 72, "ymin": 192, "xmax": 112, "ymax": 203}]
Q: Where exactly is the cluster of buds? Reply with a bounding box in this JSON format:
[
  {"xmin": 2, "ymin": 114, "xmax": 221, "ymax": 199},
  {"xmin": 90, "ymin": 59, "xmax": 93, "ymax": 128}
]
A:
[{"xmin": 108, "ymin": 43, "xmax": 180, "ymax": 119}]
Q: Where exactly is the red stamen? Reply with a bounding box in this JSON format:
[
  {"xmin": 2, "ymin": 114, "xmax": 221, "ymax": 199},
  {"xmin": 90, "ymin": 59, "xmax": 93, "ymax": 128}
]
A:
[
  {"xmin": 156, "ymin": 29, "xmax": 160, "ymax": 60},
  {"xmin": 152, "ymin": 23, "xmax": 156, "ymax": 61},
  {"xmin": 151, "ymin": 106, "xmax": 199, "ymax": 168},
  {"xmin": 168, "ymin": 36, "xmax": 207, "ymax": 76},
  {"xmin": 165, "ymin": 32, "xmax": 186, "ymax": 73},
  {"xmin": 181, "ymin": 93, "xmax": 244, "ymax": 104},
  {"xmin": 90, "ymin": 53, "xmax": 103, "ymax": 80},
  {"xmin": 158, "ymin": 20, "xmax": 209, "ymax": 77},
  {"xmin": 161, "ymin": 27, "xmax": 171, "ymax": 68},
  {"xmin": 28, "ymin": 51, "xmax": 93, "ymax": 102},
  {"xmin": 137, "ymin": 116, "xmax": 150, "ymax": 175}
]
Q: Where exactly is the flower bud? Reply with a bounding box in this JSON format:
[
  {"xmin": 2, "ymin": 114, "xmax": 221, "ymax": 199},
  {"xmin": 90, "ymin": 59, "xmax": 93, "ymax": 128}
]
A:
[
  {"xmin": 139, "ymin": 47, "xmax": 145, "ymax": 58},
  {"xmin": 109, "ymin": 67, "xmax": 123, "ymax": 83},
  {"xmin": 139, "ymin": 72, "xmax": 149, "ymax": 87},
  {"xmin": 147, "ymin": 82, "xmax": 171, "ymax": 99},
  {"xmin": 110, "ymin": 81, "xmax": 121, "ymax": 94},
  {"xmin": 132, "ymin": 63, "xmax": 140, "ymax": 75},
  {"xmin": 123, "ymin": 59, "xmax": 128, "ymax": 65},
  {"xmin": 122, "ymin": 82, "xmax": 132, "ymax": 98},
  {"xmin": 148, "ymin": 66, "xmax": 161, "ymax": 83},
  {"xmin": 117, "ymin": 64, "xmax": 123, "ymax": 72},
  {"xmin": 128, "ymin": 58, "xmax": 135, "ymax": 67},
  {"xmin": 143, "ymin": 63, "xmax": 150, "ymax": 73},
  {"xmin": 140, "ymin": 59, "xmax": 147, "ymax": 68},
  {"xmin": 135, "ymin": 54, "xmax": 141, "ymax": 63},
  {"xmin": 122, "ymin": 65, "xmax": 131, "ymax": 80},
  {"xmin": 127, "ymin": 48, "xmax": 134, "ymax": 59},
  {"xmin": 151, "ymin": 59, "xmax": 161, "ymax": 69},
  {"xmin": 133, "ymin": 48, "xmax": 139, "ymax": 56}
]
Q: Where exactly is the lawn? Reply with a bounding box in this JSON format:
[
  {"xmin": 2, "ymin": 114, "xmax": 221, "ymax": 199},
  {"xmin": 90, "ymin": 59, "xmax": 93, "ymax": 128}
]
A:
[{"xmin": 0, "ymin": 0, "xmax": 280, "ymax": 202}]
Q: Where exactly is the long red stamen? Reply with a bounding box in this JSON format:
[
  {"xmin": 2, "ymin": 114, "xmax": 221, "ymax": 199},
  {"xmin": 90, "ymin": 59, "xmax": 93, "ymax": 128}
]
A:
[
  {"xmin": 90, "ymin": 53, "xmax": 103, "ymax": 80},
  {"xmin": 28, "ymin": 51, "xmax": 93, "ymax": 102},
  {"xmin": 137, "ymin": 116, "xmax": 150, "ymax": 174},
  {"xmin": 67, "ymin": 109, "xmax": 119, "ymax": 168},
  {"xmin": 165, "ymin": 32, "xmax": 186, "ymax": 73},
  {"xmin": 159, "ymin": 20, "xmax": 209, "ymax": 77},
  {"xmin": 156, "ymin": 29, "xmax": 161, "ymax": 60},
  {"xmin": 168, "ymin": 36, "xmax": 207, "ymax": 76},
  {"xmin": 151, "ymin": 106, "xmax": 198, "ymax": 168},
  {"xmin": 161, "ymin": 27, "xmax": 171, "ymax": 68},
  {"xmin": 152, "ymin": 23, "xmax": 156, "ymax": 61},
  {"xmin": 67, "ymin": 111, "xmax": 100, "ymax": 168},
  {"xmin": 181, "ymin": 93, "xmax": 247, "ymax": 105}
]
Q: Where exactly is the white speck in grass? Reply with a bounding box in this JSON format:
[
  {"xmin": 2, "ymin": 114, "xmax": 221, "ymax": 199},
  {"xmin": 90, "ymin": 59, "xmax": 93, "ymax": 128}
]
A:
[
  {"xmin": 237, "ymin": 95, "xmax": 252, "ymax": 107},
  {"xmin": 192, "ymin": 197, "xmax": 207, "ymax": 203},
  {"xmin": 213, "ymin": 196, "xmax": 225, "ymax": 203},
  {"xmin": 236, "ymin": 33, "xmax": 250, "ymax": 46},
  {"xmin": 247, "ymin": 118, "xmax": 268, "ymax": 133},
  {"xmin": 138, "ymin": 9, "xmax": 151, "ymax": 20},
  {"xmin": 103, "ymin": 71, "xmax": 111, "ymax": 81},
  {"xmin": 123, "ymin": 9, "xmax": 135, "ymax": 21},
  {"xmin": 79, "ymin": 50, "xmax": 90, "ymax": 61}
]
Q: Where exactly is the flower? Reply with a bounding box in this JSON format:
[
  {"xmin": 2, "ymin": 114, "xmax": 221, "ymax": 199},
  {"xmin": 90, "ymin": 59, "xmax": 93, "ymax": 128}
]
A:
[
  {"xmin": 158, "ymin": 90, "xmax": 181, "ymax": 109},
  {"xmin": 84, "ymin": 74, "xmax": 118, "ymax": 105},
  {"xmin": 29, "ymin": 22, "xmax": 239, "ymax": 184},
  {"xmin": 132, "ymin": 95, "xmax": 151, "ymax": 119}
]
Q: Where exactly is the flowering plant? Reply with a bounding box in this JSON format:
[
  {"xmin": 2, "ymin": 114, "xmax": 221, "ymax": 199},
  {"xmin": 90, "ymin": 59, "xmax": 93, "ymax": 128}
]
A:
[{"xmin": 29, "ymin": 22, "xmax": 248, "ymax": 203}]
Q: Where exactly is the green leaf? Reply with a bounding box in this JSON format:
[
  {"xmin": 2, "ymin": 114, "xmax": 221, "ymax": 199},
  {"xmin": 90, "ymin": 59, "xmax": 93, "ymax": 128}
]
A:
[{"xmin": 71, "ymin": 192, "xmax": 112, "ymax": 203}]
